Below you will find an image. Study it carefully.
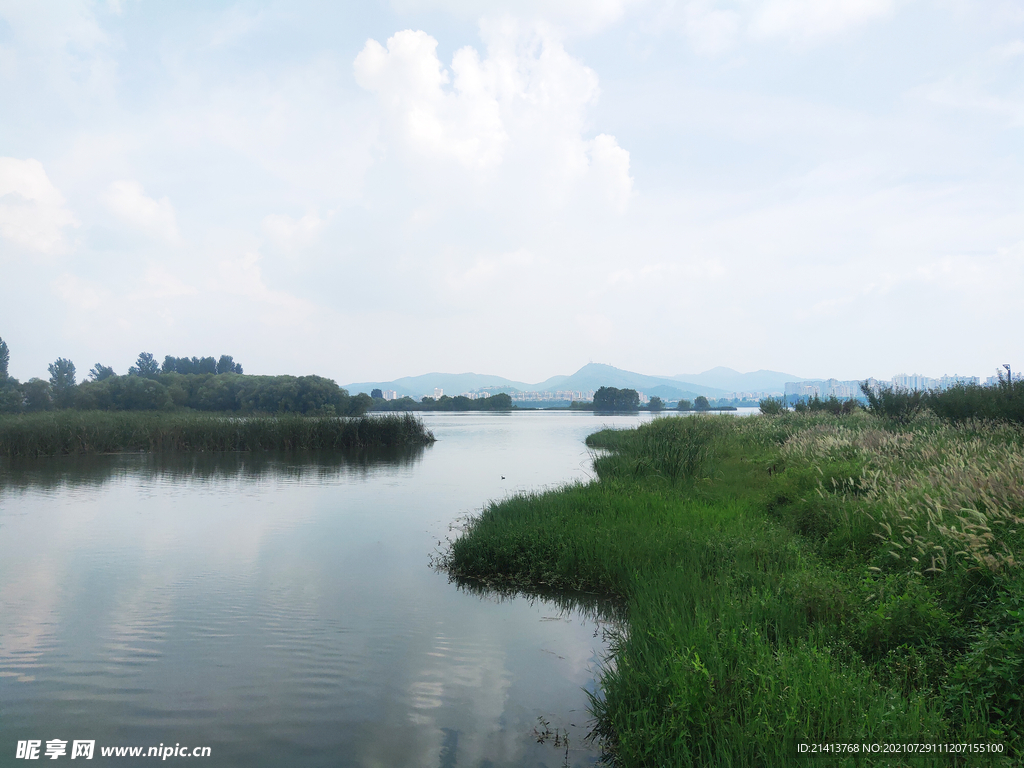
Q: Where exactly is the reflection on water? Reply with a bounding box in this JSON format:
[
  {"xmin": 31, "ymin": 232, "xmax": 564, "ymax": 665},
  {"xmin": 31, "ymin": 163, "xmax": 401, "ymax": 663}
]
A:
[
  {"xmin": 447, "ymin": 575, "xmax": 624, "ymax": 631},
  {"xmin": 0, "ymin": 446, "xmax": 428, "ymax": 497},
  {"xmin": 0, "ymin": 411, "xmax": 644, "ymax": 767}
]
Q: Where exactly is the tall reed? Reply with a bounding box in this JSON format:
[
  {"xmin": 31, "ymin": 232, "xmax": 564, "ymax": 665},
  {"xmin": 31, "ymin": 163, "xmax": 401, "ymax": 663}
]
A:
[{"xmin": 0, "ymin": 411, "xmax": 434, "ymax": 457}]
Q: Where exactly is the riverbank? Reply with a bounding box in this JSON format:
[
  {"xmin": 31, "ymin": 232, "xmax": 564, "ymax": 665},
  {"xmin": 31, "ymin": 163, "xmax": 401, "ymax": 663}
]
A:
[
  {"xmin": 0, "ymin": 411, "xmax": 435, "ymax": 457},
  {"xmin": 443, "ymin": 412, "xmax": 1023, "ymax": 766}
]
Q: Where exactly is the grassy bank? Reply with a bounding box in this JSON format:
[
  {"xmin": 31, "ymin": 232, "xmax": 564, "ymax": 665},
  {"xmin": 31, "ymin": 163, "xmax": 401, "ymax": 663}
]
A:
[
  {"xmin": 443, "ymin": 413, "xmax": 1023, "ymax": 766},
  {"xmin": 0, "ymin": 411, "xmax": 435, "ymax": 457}
]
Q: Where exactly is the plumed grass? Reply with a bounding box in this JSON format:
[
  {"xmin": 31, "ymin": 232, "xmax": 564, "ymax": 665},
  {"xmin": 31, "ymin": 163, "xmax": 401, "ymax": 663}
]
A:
[{"xmin": 0, "ymin": 411, "xmax": 434, "ymax": 457}]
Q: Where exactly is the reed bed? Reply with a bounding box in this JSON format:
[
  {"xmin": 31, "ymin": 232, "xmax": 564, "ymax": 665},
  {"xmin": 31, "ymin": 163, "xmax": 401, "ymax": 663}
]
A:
[
  {"xmin": 0, "ymin": 411, "xmax": 435, "ymax": 457},
  {"xmin": 445, "ymin": 412, "xmax": 1023, "ymax": 766}
]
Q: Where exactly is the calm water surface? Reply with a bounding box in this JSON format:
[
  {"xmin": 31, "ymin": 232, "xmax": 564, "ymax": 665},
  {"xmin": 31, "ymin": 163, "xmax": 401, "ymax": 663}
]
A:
[{"xmin": 0, "ymin": 411, "xmax": 685, "ymax": 767}]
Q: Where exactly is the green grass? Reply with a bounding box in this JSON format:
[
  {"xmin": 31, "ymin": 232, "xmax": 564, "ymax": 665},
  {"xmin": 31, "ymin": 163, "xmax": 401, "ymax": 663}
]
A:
[
  {"xmin": 442, "ymin": 413, "xmax": 1023, "ymax": 766},
  {"xmin": 0, "ymin": 411, "xmax": 435, "ymax": 457}
]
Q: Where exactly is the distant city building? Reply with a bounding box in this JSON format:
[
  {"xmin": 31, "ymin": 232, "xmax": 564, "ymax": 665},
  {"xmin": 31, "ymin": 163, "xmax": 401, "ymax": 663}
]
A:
[
  {"xmin": 434, "ymin": 388, "xmax": 444, "ymax": 399},
  {"xmin": 986, "ymin": 372, "xmax": 1022, "ymax": 386},
  {"xmin": 722, "ymin": 391, "xmax": 784, "ymax": 401},
  {"xmin": 505, "ymin": 390, "xmax": 595, "ymax": 402},
  {"xmin": 382, "ymin": 390, "xmax": 398, "ymax": 401},
  {"xmin": 786, "ymin": 374, "xmax": 982, "ymax": 400}
]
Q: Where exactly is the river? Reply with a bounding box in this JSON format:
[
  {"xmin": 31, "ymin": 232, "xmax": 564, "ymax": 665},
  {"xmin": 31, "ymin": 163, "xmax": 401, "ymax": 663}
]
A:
[{"xmin": 0, "ymin": 410, "xmax": 735, "ymax": 766}]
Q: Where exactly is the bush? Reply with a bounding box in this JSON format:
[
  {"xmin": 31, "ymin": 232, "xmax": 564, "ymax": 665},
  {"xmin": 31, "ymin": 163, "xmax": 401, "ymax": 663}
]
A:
[
  {"xmin": 928, "ymin": 378, "xmax": 1024, "ymax": 424},
  {"xmin": 860, "ymin": 382, "xmax": 925, "ymax": 424},
  {"xmin": 759, "ymin": 397, "xmax": 785, "ymax": 415}
]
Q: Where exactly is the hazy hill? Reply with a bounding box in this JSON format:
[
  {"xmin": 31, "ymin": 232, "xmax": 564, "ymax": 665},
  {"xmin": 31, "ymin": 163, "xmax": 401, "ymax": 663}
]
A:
[
  {"xmin": 342, "ymin": 372, "xmax": 532, "ymax": 399},
  {"xmin": 345, "ymin": 363, "xmax": 726, "ymax": 400},
  {"xmin": 670, "ymin": 367, "xmax": 806, "ymax": 392},
  {"xmin": 532, "ymin": 363, "xmax": 725, "ymax": 398}
]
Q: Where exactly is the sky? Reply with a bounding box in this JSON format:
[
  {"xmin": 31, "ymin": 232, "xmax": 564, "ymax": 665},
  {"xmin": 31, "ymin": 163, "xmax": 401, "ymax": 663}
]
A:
[{"xmin": 0, "ymin": 0, "xmax": 1022, "ymax": 385}]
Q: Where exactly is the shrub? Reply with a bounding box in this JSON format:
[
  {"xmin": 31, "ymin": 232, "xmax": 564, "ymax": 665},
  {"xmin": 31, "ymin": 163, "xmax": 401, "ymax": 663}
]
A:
[
  {"xmin": 927, "ymin": 378, "xmax": 1024, "ymax": 425},
  {"xmin": 860, "ymin": 382, "xmax": 925, "ymax": 425}
]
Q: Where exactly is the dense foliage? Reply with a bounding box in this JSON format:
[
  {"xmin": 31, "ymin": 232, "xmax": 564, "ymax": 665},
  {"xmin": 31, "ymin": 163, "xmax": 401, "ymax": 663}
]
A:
[
  {"xmin": 2, "ymin": 372, "xmax": 369, "ymax": 416},
  {"xmin": 593, "ymin": 386, "xmax": 640, "ymax": 412},
  {"xmin": 444, "ymin": 412, "xmax": 1024, "ymax": 766},
  {"xmin": 860, "ymin": 382, "xmax": 926, "ymax": 424},
  {"xmin": 371, "ymin": 393, "xmax": 514, "ymax": 411},
  {"xmin": 926, "ymin": 377, "xmax": 1024, "ymax": 424},
  {"xmin": 794, "ymin": 394, "xmax": 861, "ymax": 415},
  {"xmin": 0, "ymin": 342, "xmax": 368, "ymax": 416},
  {"xmin": 161, "ymin": 354, "xmax": 243, "ymax": 375}
]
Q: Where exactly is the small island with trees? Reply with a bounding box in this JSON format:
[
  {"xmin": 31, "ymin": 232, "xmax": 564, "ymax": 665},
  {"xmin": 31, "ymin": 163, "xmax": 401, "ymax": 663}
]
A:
[{"xmin": 0, "ymin": 338, "xmax": 435, "ymax": 457}]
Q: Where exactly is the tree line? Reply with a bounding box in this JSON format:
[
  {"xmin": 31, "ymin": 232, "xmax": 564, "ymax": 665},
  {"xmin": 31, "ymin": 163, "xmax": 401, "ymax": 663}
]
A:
[
  {"xmin": 368, "ymin": 390, "xmax": 513, "ymax": 411},
  {"xmin": 0, "ymin": 340, "xmax": 368, "ymax": 416}
]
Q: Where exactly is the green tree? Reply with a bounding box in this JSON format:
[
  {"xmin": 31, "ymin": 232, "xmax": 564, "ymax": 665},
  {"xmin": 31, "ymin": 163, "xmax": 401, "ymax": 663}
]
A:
[
  {"xmin": 48, "ymin": 357, "xmax": 77, "ymax": 408},
  {"xmin": 859, "ymin": 382, "xmax": 924, "ymax": 425},
  {"xmin": 129, "ymin": 352, "xmax": 160, "ymax": 378},
  {"xmin": 23, "ymin": 378, "xmax": 53, "ymax": 412},
  {"xmin": 348, "ymin": 392, "xmax": 373, "ymax": 416},
  {"xmin": 481, "ymin": 393, "xmax": 512, "ymax": 410},
  {"xmin": 0, "ymin": 336, "xmax": 9, "ymax": 382},
  {"xmin": 693, "ymin": 396, "xmax": 710, "ymax": 411},
  {"xmin": 593, "ymin": 386, "xmax": 640, "ymax": 412},
  {"xmin": 371, "ymin": 388, "xmax": 384, "ymax": 399},
  {"xmin": 648, "ymin": 396, "xmax": 664, "ymax": 412},
  {"xmin": 89, "ymin": 363, "xmax": 116, "ymax": 381},
  {"xmin": 0, "ymin": 384, "xmax": 22, "ymax": 413},
  {"xmin": 217, "ymin": 355, "xmax": 243, "ymax": 374},
  {"xmin": 676, "ymin": 399, "xmax": 692, "ymax": 411}
]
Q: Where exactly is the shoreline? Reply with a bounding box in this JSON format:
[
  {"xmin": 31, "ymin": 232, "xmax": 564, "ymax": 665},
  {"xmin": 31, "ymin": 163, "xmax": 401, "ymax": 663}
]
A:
[{"xmin": 442, "ymin": 412, "xmax": 1023, "ymax": 765}]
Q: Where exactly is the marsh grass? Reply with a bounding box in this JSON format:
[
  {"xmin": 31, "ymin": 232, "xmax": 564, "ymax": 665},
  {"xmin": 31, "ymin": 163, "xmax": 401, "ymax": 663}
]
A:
[
  {"xmin": 586, "ymin": 416, "xmax": 720, "ymax": 486},
  {"xmin": 444, "ymin": 412, "xmax": 1023, "ymax": 766},
  {"xmin": 0, "ymin": 411, "xmax": 434, "ymax": 457}
]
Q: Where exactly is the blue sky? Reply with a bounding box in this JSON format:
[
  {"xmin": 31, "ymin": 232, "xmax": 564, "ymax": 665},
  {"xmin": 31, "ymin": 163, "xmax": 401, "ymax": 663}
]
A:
[{"xmin": 1, "ymin": 0, "xmax": 1021, "ymax": 384}]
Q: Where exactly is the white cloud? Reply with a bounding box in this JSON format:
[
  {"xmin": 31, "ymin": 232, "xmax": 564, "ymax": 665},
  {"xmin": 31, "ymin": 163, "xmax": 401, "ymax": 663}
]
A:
[
  {"xmin": 751, "ymin": 0, "xmax": 895, "ymax": 41},
  {"xmin": 142, "ymin": 265, "xmax": 198, "ymax": 299},
  {"xmin": 993, "ymin": 39, "xmax": 1024, "ymax": 60},
  {"xmin": 52, "ymin": 272, "xmax": 108, "ymax": 311},
  {"xmin": 262, "ymin": 212, "xmax": 325, "ymax": 250},
  {"xmin": 389, "ymin": 0, "xmax": 641, "ymax": 35},
  {"xmin": 104, "ymin": 180, "xmax": 180, "ymax": 241},
  {"xmin": 679, "ymin": 1, "xmax": 742, "ymax": 54},
  {"xmin": 0, "ymin": 157, "xmax": 78, "ymax": 253},
  {"xmin": 355, "ymin": 29, "xmax": 508, "ymax": 169},
  {"xmin": 675, "ymin": 0, "xmax": 896, "ymax": 53},
  {"xmin": 354, "ymin": 23, "xmax": 633, "ymax": 211},
  {"xmin": 215, "ymin": 252, "xmax": 313, "ymax": 316},
  {"xmin": 586, "ymin": 134, "xmax": 633, "ymax": 212}
]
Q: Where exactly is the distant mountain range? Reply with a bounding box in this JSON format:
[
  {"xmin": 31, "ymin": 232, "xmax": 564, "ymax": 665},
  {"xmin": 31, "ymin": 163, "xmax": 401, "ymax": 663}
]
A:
[
  {"xmin": 343, "ymin": 364, "xmax": 807, "ymax": 401},
  {"xmin": 667, "ymin": 367, "xmax": 809, "ymax": 393}
]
